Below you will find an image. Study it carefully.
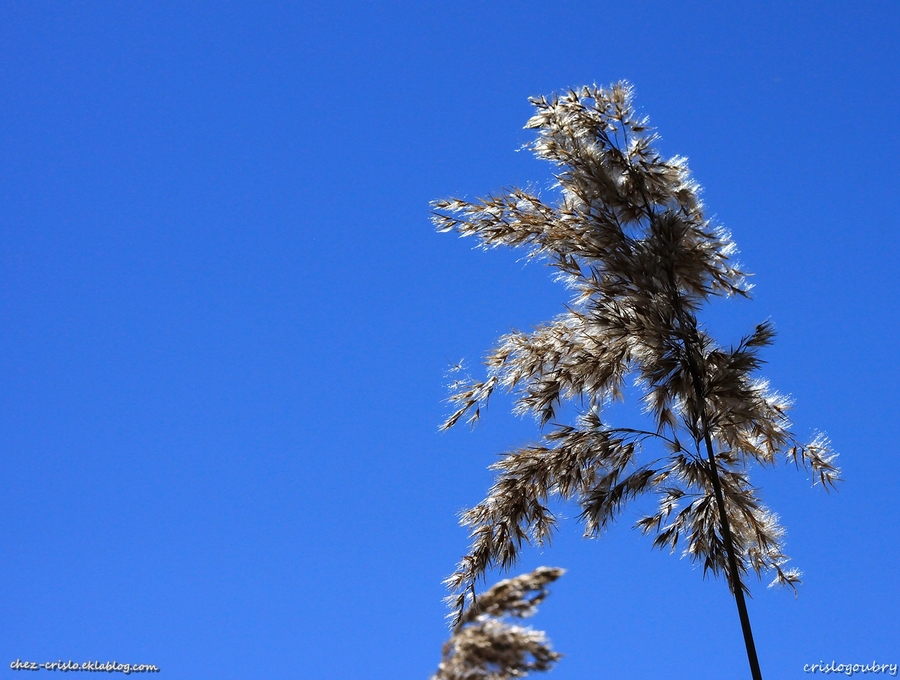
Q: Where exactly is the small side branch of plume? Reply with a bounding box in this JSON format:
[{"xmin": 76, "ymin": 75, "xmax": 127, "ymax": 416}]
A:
[{"xmin": 432, "ymin": 568, "xmax": 564, "ymax": 680}]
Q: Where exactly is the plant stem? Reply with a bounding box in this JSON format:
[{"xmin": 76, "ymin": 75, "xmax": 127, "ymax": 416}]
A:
[
  {"xmin": 664, "ymin": 266, "xmax": 763, "ymax": 680},
  {"xmin": 698, "ymin": 414, "xmax": 763, "ymax": 680},
  {"xmin": 679, "ymin": 316, "xmax": 764, "ymax": 680},
  {"xmin": 633, "ymin": 156, "xmax": 763, "ymax": 680}
]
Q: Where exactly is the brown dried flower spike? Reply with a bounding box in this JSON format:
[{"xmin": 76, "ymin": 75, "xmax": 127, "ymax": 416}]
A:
[
  {"xmin": 434, "ymin": 82, "xmax": 839, "ymax": 680},
  {"xmin": 432, "ymin": 567, "xmax": 564, "ymax": 680}
]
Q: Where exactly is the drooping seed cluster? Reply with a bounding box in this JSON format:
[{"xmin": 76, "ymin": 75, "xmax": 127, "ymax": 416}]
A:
[
  {"xmin": 434, "ymin": 82, "xmax": 840, "ymax": 622},
  {"xmin": 432, "ymin": 567, "xmax": 563, "ymax": 680}
]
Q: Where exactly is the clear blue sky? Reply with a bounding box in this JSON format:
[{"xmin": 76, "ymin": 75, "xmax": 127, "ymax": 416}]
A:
[{"xmin": 1, "ymin": 2, "xmax": 898, "ymax": 679}]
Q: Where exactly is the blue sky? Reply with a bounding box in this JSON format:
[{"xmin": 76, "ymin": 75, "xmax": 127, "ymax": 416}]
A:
[{"xmin": 1, "ymin": 2, "xmax": 898, "ymax": 679}]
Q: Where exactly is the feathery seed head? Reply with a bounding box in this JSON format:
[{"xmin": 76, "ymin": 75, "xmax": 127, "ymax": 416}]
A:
[{"xmin": 435, "ymin": 81, "xmax": 840, "ymax": 621}]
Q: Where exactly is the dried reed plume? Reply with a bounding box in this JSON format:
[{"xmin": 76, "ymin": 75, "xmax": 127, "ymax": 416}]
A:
[
  {"xmin": 433, "ymin": 82, "xmax": 840, "ymax": 680},
  {"xmin": 432, "ymin": 567, "xmax": 563, "ymax": 680}
]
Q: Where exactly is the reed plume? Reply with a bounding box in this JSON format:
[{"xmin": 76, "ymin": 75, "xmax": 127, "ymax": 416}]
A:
[
  {"xmin": 432, "ymin": 567, "xmax": 563, "ymax": 680},
  {"xmin": 433, "ymin": 82, "xmax": 840, "ymax": 680}
]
